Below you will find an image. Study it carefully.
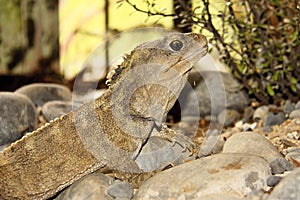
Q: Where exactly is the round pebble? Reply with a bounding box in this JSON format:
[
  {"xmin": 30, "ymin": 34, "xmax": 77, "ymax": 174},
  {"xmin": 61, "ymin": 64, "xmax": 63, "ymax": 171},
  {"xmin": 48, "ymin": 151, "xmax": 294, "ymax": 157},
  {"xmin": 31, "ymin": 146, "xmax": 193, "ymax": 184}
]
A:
[
  {"xmin": 270, "ymin": 157, "xmax": 293, "ymax": 175},
  {"xmin": 263, "ymin": 112, "xmax": 285, "ymax": 127},
  {"xmin": 107, "ymin": 181, "xmax": 133, "ymax": 199},
  {"xmin": 268, "ymin": 168, "xmax": 300, "ymax": 200},
  {"xmin": 0, "ymin": 92, "xmax": 37, "ymax": 145},
  {"xmin": 15, "ymin": 83, "xmax": 72, "ymax": 106},
  {"xmin": 289, "ymin": 110, "xmax": 300, "ymax": 119},
  {"xmin": 198, "ymin": 193, "xmax": 245, "ymax": 200},
  {"xmin": 135, "ymin": 153, "xmax": 270, "ymax": 199},
  {"xmin": 295, "ymin": 101, "xmax": 300, "ymax": 110},
  {"xmin": 223, "ymin": 132, "xmax": 283, "ymax": 163},
  {"xmin": 266, "ymin": 175, "xmax": 282, "ymax": 187},
  {"xmin": 42, "ymin": 101, "xmax": 73, "ymax": 121},
  {"xmin": 198, "ymin": 135, "xmax": 224, "ymax": 157},
  {"xmin": 55, "ymin": 172, "xmax": 113, "ymax": 200},
  {"xmin": 283, "ymin": 100, "xmax": 295, "ymax": 114},
  {"xmin": 253, "ymin": 105, "xmax": 269, "ymax": 121}
]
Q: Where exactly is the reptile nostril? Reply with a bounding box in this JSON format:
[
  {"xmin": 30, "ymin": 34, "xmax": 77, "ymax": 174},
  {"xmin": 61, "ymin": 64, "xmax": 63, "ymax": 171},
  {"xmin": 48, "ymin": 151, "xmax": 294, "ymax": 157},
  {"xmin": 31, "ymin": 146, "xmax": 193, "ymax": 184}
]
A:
[{"xmin": 193, "ymin": 34, "xmax": 199, "ymax": 40}]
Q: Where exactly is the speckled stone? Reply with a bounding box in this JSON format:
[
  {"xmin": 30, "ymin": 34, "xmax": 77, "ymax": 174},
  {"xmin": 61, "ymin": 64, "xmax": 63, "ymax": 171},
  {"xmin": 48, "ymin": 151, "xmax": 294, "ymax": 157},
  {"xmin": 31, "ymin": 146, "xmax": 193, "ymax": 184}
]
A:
[
  {"xmin": 15, "ymin": 83, "xmax": 72, "ymax": 106},
  {"xmin": 270, "ymin": 157, "xmax": 293, "ymax": 174},
  {"xmin": 253, "ymin": 106, "xmax": 269, "ymax": 121},
  {"xmin": 289, "ymin": 110, "xmax": 300, "ymax": 119},
  {"xmin": 135, "ymin": 153, "xmax": 270, "ymax": 199},
  {"xmin": 197, "ymin": 193, "xmax": 246, "ymax": 200},
  {"xmin": 263, "ymin": 112, "xmax": 285, "ymax": 126},
  {"xmin": 198, "ymin": 135, "xmax": 225, "ymax": 157},
  {"xmin": 283, "ymin": 100, "xmax": 295, "ymax": 114},
  {"xmin": 0, "ymin": 92, "xmax": 37, "ymax": 145},
  {"xmin": 42, "ymin": 100, "xmax": 73, "ymax": 121},
  {"xmin": 223, "ymin": 132, "xmax": 283, "ymax": 163},
  {"xmin": 107, "ymin": 181, "xmax": 133, "ymax": 199},
  {"xmin": 268, "ymin": 168, "xmax": 300, "ymax": 200},
  {"xmin": 55, "ymin": 172, "xmax": 113, "ymax": 200},
  {"xmin": 267, "ymin": 175, "xmax": 282, "ymax": 187},
  {"xmin": 135, "ymin": 136, "xmax": 192, "ymax": 172}
]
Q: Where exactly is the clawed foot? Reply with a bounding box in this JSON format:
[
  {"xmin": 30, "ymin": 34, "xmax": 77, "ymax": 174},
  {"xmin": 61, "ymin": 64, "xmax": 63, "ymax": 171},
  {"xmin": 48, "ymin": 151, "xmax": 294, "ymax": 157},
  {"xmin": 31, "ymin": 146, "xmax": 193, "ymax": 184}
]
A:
[{"xmin": 153, "ymin": 124, "xmax": 198, "ymax": 156}]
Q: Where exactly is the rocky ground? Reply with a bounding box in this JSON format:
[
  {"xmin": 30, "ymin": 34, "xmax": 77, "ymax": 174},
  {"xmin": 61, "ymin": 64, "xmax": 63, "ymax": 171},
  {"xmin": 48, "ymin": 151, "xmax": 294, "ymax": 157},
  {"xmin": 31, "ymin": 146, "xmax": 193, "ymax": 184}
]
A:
[{"xmin": 1, "ymin": 72, "xmax": 300, "ymax": 199}]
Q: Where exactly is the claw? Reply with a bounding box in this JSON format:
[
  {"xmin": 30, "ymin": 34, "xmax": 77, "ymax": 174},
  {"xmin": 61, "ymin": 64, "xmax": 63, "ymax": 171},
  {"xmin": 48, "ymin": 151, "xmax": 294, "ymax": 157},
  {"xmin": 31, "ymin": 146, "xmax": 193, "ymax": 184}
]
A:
[{"xmin": 155, "ymin": 123, "xmax": 197, "ymax": 156}]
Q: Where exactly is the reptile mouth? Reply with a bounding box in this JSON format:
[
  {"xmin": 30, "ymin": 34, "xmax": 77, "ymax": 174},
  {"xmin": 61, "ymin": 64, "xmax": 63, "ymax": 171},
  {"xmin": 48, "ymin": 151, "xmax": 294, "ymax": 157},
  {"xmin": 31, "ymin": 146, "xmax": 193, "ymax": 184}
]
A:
[
  {"xmin": 179, "ymin": 44, "xmax": 208, "ymax": 74},
  {"xmin": 162, "ymin": 43, "xmax": 208, "ymax": 75}
]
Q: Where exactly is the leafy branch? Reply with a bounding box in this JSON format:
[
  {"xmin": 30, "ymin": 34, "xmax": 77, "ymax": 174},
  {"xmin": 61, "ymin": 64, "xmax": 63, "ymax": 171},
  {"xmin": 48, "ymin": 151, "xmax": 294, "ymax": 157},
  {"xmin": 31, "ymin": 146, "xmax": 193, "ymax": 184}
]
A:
[{"xmin": 120, "ymin": 0, "xmax": 300, "ymax": 103}]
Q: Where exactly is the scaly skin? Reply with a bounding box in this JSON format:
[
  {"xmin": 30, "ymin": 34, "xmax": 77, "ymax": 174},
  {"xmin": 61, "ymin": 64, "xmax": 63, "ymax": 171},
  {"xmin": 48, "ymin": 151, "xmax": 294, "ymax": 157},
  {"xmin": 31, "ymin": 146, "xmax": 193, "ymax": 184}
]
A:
[{"xmin": 0, "ymin": 32, "xmax": 208, "ymax": 199}]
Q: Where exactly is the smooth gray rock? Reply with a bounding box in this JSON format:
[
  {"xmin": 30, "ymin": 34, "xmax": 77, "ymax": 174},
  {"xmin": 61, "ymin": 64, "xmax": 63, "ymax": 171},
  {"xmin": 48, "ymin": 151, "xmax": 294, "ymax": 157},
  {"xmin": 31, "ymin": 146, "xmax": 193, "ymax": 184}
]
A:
[
  {"xmin": 270, "ymin": 157, "xmax": 293, "ymax": 174},
  {"xmin": 135, "ymin": 136, "xmax": 193, "ymax": 172},
  {"xmin": 295, "ymin": 101, "xmax": 300, "ymax": 110},
  {"xmin": 223, "ymin": 132, "xmax": 283, "ymax": 163},
  {"xmin": 283, "ymin": 100, "xmax": 295, "ymax": 114},
  {"xmin": 198, "ymin": 135, "xmax": 224, "ymax": 157},
  {"xmin": 217, "ymin": 109, "xmax": 240, "ymax": 126},
  {"xmin": 253, "ymin": 106, "xmax": 269, "ymax": 121},
  {"xmin": 0, "ymin": 92, "xmax": 37, "ymax": 145},
  {"xmin": 268, "ymin": 168, "xmax": 300, "ymax": 200},
  {"xmin": 135, "ymin": 153, "xmax": 270, "ymax": 199},
  {"xmin": 263, "ymin": 112, "xmax": 285, "ymax": 126},
  {"xmin": 267, "ymin": 175, "xmax": 282, "ymax": 187},
  {"xmin": 15, "ymin": 83, "xmax": 72, "ymax": 106},
  {"xmin": 107, "ymin": 181, "xmax": 134, "ymax": 199},
  {"xmin": 197, "ymin": 193, "xmax": 246, "ymax": 200},
  {"xmin": 181, "ymin": 71, "xmax": 249, "ymax": 118},
  {"xmin": 55, "ymin": 173, "xmax": 113, "ymax": 200},
  {"xmin": 289, "ymin": 110, "xmax": 300, "ymax": 119},
  {"xmin": 42, "ymin": 101, "xmax": 73, "ymax": 121}
]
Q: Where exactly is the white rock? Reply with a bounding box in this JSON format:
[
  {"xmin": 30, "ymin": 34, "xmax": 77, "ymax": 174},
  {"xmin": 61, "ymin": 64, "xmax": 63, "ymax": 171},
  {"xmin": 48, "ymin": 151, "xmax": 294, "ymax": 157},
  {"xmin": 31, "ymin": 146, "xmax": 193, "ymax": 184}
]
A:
[
  {"xmin": 223, "ymin": 132, "xmax": 282, "ymax": 163},
  {"xmin": 135, "ymin": 153, "xmax": 270, "ymax": 199}
]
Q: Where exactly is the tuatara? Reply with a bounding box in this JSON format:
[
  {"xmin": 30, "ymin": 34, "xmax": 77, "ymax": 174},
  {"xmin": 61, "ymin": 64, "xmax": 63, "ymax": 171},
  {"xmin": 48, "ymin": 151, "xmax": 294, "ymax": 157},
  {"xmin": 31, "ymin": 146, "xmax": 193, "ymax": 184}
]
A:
[{"xmin": 0, "ymin": 32, "xmax": 208, "ymax": 199}]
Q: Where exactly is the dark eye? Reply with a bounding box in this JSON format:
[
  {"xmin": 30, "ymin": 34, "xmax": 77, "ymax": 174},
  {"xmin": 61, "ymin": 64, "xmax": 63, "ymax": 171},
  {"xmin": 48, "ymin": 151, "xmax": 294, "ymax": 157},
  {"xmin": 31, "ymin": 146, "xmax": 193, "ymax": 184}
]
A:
[{"xmin": 169, "ymin": 40, "xmax": 183, "ymax": 51}]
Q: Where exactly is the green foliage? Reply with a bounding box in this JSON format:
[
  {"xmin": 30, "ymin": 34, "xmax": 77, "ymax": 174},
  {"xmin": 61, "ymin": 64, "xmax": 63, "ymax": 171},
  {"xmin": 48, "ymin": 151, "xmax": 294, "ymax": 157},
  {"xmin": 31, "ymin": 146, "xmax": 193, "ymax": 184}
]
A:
[{"xmin": 121, "ymin": 0, "xmax": 300, "ymax": 103}]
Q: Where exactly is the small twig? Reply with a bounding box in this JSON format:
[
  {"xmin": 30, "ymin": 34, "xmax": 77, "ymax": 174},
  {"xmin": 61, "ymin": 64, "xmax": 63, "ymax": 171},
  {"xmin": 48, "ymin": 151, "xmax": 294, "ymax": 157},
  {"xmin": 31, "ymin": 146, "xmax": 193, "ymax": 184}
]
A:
[{"xmin": 122, "ymin": 0, "xmax": 175, "ymax": 17}]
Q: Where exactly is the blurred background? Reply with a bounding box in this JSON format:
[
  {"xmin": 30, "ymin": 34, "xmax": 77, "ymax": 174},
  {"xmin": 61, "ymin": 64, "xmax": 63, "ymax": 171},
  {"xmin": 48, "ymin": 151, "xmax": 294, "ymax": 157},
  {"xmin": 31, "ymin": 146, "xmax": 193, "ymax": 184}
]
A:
[
  {"xmin": 0, "ymin": 0, "xmax": 225, "ymax": 88},
  {"xmin": 0, "ymin": 0, "xmax": 299, "ymax": 103}
]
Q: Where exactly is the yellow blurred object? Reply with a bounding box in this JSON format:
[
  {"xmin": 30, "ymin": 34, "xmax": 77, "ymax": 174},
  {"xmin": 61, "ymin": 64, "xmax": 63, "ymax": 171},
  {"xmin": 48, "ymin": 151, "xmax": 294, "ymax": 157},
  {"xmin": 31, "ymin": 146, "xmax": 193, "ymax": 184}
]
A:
[{"xmin": 59, "ymin": 0, "xmax": 173, "ymax": 79}]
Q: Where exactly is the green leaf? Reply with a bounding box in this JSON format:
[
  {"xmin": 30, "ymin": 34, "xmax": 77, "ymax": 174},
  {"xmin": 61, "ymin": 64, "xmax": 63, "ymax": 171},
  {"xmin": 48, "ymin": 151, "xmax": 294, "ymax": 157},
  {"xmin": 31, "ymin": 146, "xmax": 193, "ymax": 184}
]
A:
[
  {"xmin": 291, "ymin": 84, "xmax": 297, "ymax": 92},
  {"xmin": 291, "ymin": 76, "xmax": 297, "ymax": 84},
  {"xmin": 271, "ymin": 71, "xmax": 279, "ymax": 81},
  {"xmin": 266, "ymin": 84, "xmax": 275, "ymax": 96}
]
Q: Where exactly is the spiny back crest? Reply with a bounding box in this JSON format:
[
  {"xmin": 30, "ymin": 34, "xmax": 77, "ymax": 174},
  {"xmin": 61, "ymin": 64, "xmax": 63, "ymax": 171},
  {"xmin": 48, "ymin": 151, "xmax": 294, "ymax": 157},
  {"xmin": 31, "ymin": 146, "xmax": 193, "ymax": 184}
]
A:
[{"xmin": 105, "ymin": 48, "xmax": 169, "ymax": 88}]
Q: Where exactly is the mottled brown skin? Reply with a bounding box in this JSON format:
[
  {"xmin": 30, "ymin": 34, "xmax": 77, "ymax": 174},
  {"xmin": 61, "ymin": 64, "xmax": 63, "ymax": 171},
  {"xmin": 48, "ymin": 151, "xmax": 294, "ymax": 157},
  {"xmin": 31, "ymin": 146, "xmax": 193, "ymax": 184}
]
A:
[{"xmin": 0, "ymin": 33, "xmax": 207, "ymax": 199}]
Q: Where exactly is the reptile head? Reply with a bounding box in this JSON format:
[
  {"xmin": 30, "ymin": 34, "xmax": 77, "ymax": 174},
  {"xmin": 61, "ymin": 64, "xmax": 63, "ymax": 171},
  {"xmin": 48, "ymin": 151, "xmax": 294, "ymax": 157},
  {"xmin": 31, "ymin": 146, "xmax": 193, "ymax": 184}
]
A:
[
  {"xmin": 135, "ymin": 32, "xmax": 207, "ymax": 74},
  {"xmin": 108, "ymin": 33, "xmax": 208, "ymax": 127},
  {"xmin": 107, "ymin": 32, "xmax": 208, "ymax": 87}
]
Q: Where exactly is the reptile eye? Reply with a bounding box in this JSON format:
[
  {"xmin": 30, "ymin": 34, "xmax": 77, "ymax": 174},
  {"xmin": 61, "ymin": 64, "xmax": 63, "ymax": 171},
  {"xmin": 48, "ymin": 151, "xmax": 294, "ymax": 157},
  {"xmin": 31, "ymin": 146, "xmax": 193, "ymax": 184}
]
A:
[{"xmin": 169, "ymin": 40, "xmax": 183, "ymax": 51}]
